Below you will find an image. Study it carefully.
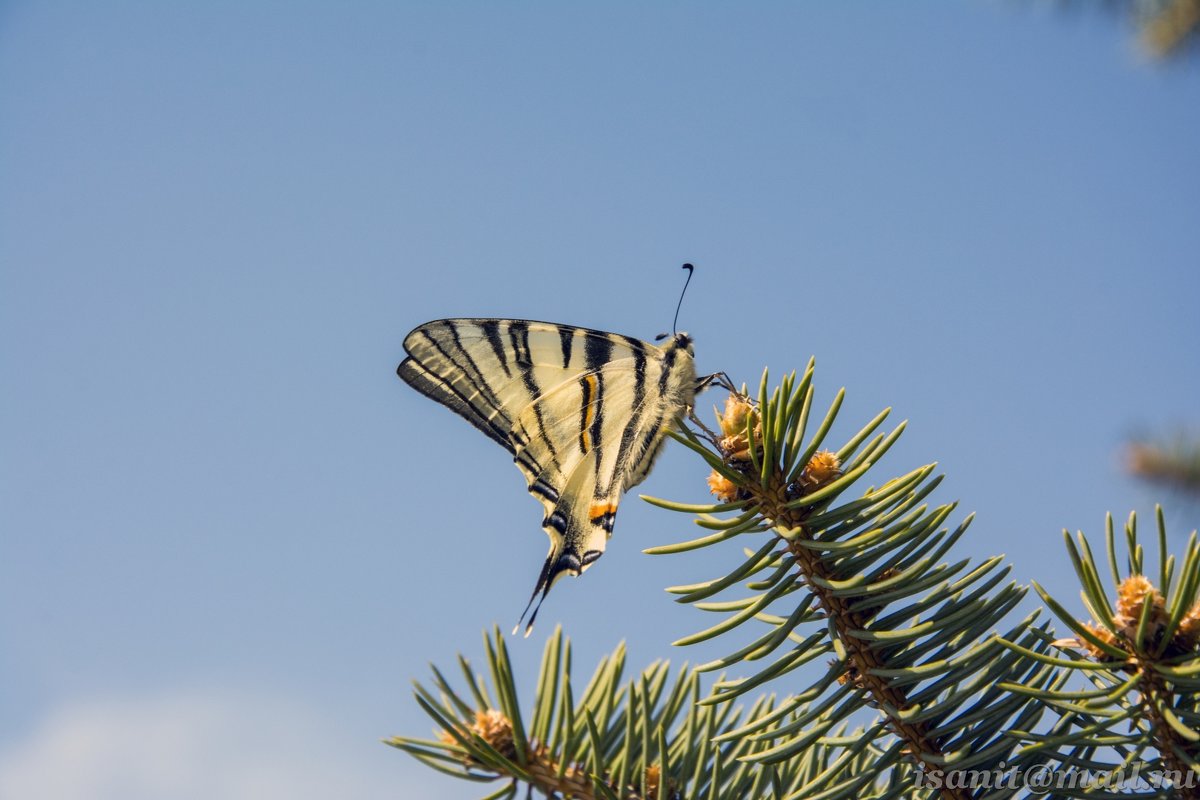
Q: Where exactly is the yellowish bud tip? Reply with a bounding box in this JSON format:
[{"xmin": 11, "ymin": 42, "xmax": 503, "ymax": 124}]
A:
[
  {"xmin": 1176, "ymin": 603, "xmax": 1200, "ymax": 650},
  {"xmin": 1080, "ymin": 622, "xmax": 1120, "ymax": 659},
  {"xmin": 807, "ymin": 450, "xmax": 841, "ymax": 482},
  {"xmin": 706, "ymin": 471, "xmax": 740, "ymax": 503},
  {"xmin": 438, "ymin": 708, "xmax": 518, "ymax": 765},
  {"xmin": 471, "ymin": 709, "xmax": 516, "ymax": 758},
  {"xmin": 1058, "ymin": 574, "xmax": 1198, "ymax": 661},
  {"xmin": 797, "ymin": 449, "xmax": 842, "ymax": 493},
  {"xmin": 1116, "ymin": 574, "xmax": 1164, "ymax": 620},
  {"xmin": 718, "ymin": 395, "xmax": 755, "ymax": 436},
  {"xmin": 713, "ymin": 394, "xmax": 762, "ymax": 462}
]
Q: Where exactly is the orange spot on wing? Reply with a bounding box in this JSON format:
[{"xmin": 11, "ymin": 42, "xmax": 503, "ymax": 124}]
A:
[{"xmin": 589, "ymin": 503, "xmax": 617, "ymax": 519}]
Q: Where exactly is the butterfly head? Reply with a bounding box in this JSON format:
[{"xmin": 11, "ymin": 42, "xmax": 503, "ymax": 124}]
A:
[{"xmin": 655, "ymin": 331, "xmax": 694, "ymax": 355}]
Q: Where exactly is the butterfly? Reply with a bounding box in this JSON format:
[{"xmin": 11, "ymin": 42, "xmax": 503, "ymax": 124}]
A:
[{"xmin": 398, "ymin": 279, "xmax": 716, "ymax": 634}]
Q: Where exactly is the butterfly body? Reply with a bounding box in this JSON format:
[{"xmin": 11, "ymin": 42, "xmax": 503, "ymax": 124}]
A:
[{"xmin": 398, "ymin": 318, "xmax": 697, "ymax": 632}]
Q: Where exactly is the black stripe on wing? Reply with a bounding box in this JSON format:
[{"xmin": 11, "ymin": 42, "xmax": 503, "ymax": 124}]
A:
[
  {"xmin": 606, "ymin": 338, "xmax": 649, "ymax": 496},
  {"xmin": 396, "ymin": 357, "xmax": 515, "ymax": 454},
  {"xmin": 509, "ymin": 321, "xmax": 560, "ymax": 470}
]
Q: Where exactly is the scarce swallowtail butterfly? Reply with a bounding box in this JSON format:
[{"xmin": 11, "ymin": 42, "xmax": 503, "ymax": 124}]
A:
[{"xmin": 397, "ymin": 265, "xmax": 717, "ymax": 635}]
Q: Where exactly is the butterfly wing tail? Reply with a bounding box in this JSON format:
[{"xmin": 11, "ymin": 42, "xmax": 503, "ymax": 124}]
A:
[
  {"xmin": 513, "ymin": 548, "xmax": 559, "ymax": 638},
  {"xmin": 513, "ymin": 514, "xmax": 613, "ymax": 638},
  {"xmin": 513, "ymin": 451, "xmax": 617, "ymax": 637}
]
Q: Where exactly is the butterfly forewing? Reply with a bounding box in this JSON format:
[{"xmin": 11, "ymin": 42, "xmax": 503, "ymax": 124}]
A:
[{"xmin": 397, "ymin": 318, "xmax": 698, "ymax": 633}]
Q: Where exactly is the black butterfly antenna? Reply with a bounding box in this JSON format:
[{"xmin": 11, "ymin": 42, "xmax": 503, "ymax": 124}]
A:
[{"xmin": 657, "ymin": 263, "xmax": 694, "ymax": 341}]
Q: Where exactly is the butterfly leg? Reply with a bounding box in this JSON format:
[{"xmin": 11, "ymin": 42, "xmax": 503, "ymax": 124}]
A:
[
  {"xmin": 686, "ymin": 408, "xmax": 724, "ymax": 448},
  {"xmin": 694, "ymin": 371, "xmax": 737, "ymax": 395},
  {"xmin": 688, "ymin": 372, "xmax": 737, "ymax": 446}
]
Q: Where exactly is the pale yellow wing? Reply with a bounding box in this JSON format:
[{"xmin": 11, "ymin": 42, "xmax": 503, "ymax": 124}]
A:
[
  {"xmin": 397, "ymin": 319, "xmax": 649, "ymax": 452},
  {"xmin": 510, "ymin": 353, "xmax": 696, "ymax": 634},
  {"xmin": 398, "ymin": 318, "xmax": 699, "ymax": 633}
]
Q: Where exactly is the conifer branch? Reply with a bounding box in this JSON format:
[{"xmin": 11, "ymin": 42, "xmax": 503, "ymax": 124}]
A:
[
  {"xmin": 1009, "ymin": 509, "xmax": 1200, "ymax": 796},
  {"xmin": 644, "ymin": 365, "xmax": 1057, "ymax": 798},
  {"xmin": 393, "ymin": 363, "xmax": 1200, "ymax": 799}
]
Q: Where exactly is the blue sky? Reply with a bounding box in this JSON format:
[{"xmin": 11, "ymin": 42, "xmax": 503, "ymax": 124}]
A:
[{"xmin": 2, "ymin": 3, "xmax": 1197, "ymax": 798}]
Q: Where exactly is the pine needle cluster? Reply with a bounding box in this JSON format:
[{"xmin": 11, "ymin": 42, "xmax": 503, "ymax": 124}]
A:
[{"xmin": 390, "ymin": 362, "xmax": 1200, "ymax": 799}]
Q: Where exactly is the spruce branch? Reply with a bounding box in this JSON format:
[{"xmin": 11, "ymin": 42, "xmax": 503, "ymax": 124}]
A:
[
  {"xmin": 393, "ymin": 361, "xmax": 1200, "ymax": 798},
  {"xmin": 642, "ymin": 364, "xmax": 1057, "ymax": 799},
  {"xmin": 1035, "ymin": 0, "xmax": 1200, "ymax": 59},
  {"xmin": 1126, "ymin": 434, "xmax": 1200, "ymax": 498},
  {"xmin": 1005, "ymin": 508, "xmax": 1200, "ymax": 797},
  {"xmin": 388, "ymin": 626, "xmax": 901, "ymax": 799}
]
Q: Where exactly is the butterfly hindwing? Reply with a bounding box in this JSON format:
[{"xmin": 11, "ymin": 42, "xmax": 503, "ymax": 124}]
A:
[
  {"xmin": 510, "ymin": 355, "xmax": 642, "ymax": 506},
  {"xmin": 398, "ymin": 318, "xmax": 699, "ymax": 632},
  {"xmin": 511, "ymin": 354, "xmax": 692, "ymax": 632}
]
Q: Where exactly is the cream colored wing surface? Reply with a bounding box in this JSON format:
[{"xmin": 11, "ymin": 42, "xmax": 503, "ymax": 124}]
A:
[
  {"xmin": 397, "ymin": 318, "xmax": 699, "ymax": 632},
  {"xmin": 508, "ymin": 350, "xmax": 697, "ymax": 633},
  {"xmin": 397, "ymin": 319, "xmax": 647, "ymax": 452}
]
